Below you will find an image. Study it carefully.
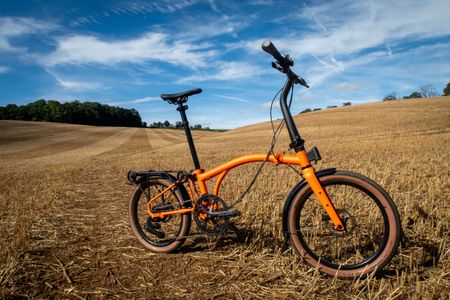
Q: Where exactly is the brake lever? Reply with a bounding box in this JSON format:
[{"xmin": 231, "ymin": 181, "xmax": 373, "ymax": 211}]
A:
[
  {"xmin": 297, "ymin": 77, "xmax": 309, "ymax": 88},
  {"xmin": 271, "ymin": 61, "xmax": 286, "ymax": 73},
  {"xmin": 291, "ymin": 72, "xmax": 309, "ymax": 88}
]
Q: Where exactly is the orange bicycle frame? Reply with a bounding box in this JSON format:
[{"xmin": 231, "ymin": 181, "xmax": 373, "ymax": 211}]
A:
[{"xmin": 147, "ymin": 150, "xmax": 345, "ymax": 231}]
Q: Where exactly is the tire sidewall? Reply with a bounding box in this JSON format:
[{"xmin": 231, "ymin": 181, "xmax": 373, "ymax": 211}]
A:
[{"xmin": 129, "ymin": 178, "xmax": 191, "ymax": 253}]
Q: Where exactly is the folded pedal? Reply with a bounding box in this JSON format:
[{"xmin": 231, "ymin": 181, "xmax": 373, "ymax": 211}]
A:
[{"xmin": 208, "ymin": 209, "xmax": 240, "ymax": 218}]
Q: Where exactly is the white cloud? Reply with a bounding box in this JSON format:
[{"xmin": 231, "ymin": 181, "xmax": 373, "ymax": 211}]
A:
[
  {"xmin": 333, "ymin": 82, "xmax": 360, "ymax": 91},
  {"xmin": 106, "ymin": 96, "xmax": 161, "ymax": 106},
  {"xmin": 0, "ymin": 66, "xmax": 10, "ymax": 73},
  {"xmin": 48, "ymin": 71, "xmax": 101, "ymax": 90},
  {"xmin": 0, "ymin": 17, "xmax": 57, "ymax": 52},
  {"xmin": 242, "ymin": 0, "xmax": 450, "ymax": 60},
  {"xmin": 248, "ymin": 0, "xmax": 274, "ymax": 5},
  {"xmin": 261, "ymin": 101, "xmax": 280, "ymax": 109},
  {"xmin": 207, "ymin": 0, "xmax": 222, "ymax": 14},
  {"xmin": 70, "ymin": 1, "xmax": 200, "ymax": 26},
  {"xmin": 131, "ymin": 96, "xmax": 160, "ymax": 103},
  {"xmin": 55, "ymin": 78, "xmax": 101, "ymax": 90},
  {"xmin": 286, "ymin": 0, "xmax": 450, "ymax": 58},
  {"xmin": 178, "ymin": 61, "xmax": 263, "ymax": 83},
  {"xmin": 211, "ymin": 94, "xmax": 251, "ymax": 103},
  {"xmin": 40, "ymin": 32, "xmax": 214, "ymax": 68},
  {"xmin": 173, "ymin": 20, "xmax": 244, "ymax": 41}
]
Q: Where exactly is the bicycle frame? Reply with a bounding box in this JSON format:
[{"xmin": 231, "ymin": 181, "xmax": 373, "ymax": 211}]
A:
[{"xmin": 146, "ymin": 75, "xmax": 346, "ymax": 231}]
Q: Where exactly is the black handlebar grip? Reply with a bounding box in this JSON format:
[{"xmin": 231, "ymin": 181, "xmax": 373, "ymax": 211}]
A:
[{"xmin": 262, "ymin": 40, "xmax": 284, "ymax": 62}]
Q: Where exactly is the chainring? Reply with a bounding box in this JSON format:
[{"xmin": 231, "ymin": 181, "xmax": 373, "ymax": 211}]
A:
[{"xmin": 193, "ymin": 194, "xmax": 230, "ymax": 235}]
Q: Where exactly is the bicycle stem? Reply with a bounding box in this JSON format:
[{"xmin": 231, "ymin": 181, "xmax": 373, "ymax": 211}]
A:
[{"xmin": 280, "ymin": 76, "xmax": 305, "ymax": 152}]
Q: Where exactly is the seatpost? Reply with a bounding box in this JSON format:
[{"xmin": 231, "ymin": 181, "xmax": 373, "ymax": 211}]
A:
[{"xmin": 177, "ymin": 102, "xmax": 201, "ymax": 170}]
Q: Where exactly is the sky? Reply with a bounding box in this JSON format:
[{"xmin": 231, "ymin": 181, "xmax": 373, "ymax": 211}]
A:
[{"xmin": 0, "ymin": 0, "xmax": 449, "ymax": 129}]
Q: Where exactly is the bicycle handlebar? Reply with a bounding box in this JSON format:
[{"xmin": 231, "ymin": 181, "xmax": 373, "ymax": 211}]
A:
[
  {"xmin": 262, "ymin": 40, "xmax": 285, "ymax": 65},
  {"xmin": 262, "ymin": 40, "xmax": 309, "ymax": 88},
  {"xmin": 262, "ymin": 40, "xmax": 307, "ymax": 151}
]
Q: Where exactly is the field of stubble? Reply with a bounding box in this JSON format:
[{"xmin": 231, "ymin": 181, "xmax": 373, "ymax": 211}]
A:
[{"xmin": 0, "ymin": 97, "xmax": 449, "ymax": 299}]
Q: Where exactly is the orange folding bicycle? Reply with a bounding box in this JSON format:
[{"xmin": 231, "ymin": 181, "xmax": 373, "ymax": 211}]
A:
[{"xmin": 127, "ymin": 41, "xmax": 401, "ymax": 277}]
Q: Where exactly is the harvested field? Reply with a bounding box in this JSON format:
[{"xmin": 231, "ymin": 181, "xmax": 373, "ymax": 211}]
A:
[{"xmin": 1, "ymin": 97, "xmax": 449, "ymax": 299}]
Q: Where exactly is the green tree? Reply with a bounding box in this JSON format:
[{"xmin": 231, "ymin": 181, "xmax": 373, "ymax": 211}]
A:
[
  {"xmin": 383, "ymin": 92, "xmax": 397, "ymax": 101},
  {"xmin": 0, "ymin": 99, "xmax": 143, "ymax": 127},
  {"xmin": 403, "ymin": 91, "xmax": 422, "ymax": 99},
  {"xmin": 444, "ymin": 82, "xmax": 450, "ymax": 96},
  {"xmin": 299, "ymin": 108, "xmax": 312, "ymax": 114},
  {"xmin": 343, "ymin": 102, "xmax": 352, "ymax": 106}
]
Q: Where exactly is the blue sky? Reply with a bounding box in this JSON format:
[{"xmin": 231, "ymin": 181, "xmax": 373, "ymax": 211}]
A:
[{"xmin": 0, "ymin": 0, "xmax": 449, "ymax": 128}]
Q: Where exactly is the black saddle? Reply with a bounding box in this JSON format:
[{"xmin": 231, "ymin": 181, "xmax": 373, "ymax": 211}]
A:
[{"xmin": 160, "ymin": 88, "xmax": 202, "ymax": 104}]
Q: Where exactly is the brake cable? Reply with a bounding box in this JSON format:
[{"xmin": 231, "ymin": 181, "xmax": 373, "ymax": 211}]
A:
[{"xmin": 229, "ymin": 83, "xmax": 302, "ymax": 208}]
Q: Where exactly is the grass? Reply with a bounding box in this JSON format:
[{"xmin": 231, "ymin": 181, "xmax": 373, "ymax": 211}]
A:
[{"xmin": 0, "ymin": 97, "xmax": 449, "ymax": 299}]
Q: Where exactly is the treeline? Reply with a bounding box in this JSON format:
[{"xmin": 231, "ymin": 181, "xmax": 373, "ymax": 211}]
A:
[
  {"xmin": 0, "ymin": 100, "xmax": 143, "ymax": 127},
  {"xmin": 383, "ymin": 82, "xmax": 450, "ymax": 101},
  {"xmin": 148, "ymin": 120, "xmax": 210, "ymax": 130},
  {"xmin": 299, "ymin": 101, "xmax": 351, "ymax": 114}
]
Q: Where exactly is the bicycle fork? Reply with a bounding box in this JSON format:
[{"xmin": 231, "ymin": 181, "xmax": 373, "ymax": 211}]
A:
[{"xmin": 296, "ymin": 150, "xmax": 345, "ymax": 231}]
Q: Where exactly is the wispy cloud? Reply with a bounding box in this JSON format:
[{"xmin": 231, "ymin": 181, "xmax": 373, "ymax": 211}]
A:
[
  {"xmin": 47, "ymin": 70, "xmax": 102, "ymax": 90},
  {"xmin": 40, "ymin": 32, "xmax": 214, "ymax": 68},
  {"xmin": 248, "ymin": 0, "xmax": 274, "ymax": 5},
  {"xmin": 131, "ymin": 96, "xmax": 160, "ymax": 103},
  {"xmin": 172, "ymin": 19, "xmax": 244, "ymax": 41},
  {"xmin": 70, "ymin": 1, "xmax": 200, "ymax": 27},
  {"xmin": 207, "ymin": 0, "xmax": 222, "ymax": 14},
  {"xmin": 211, "ymin": 94, "xmax": 251, "ymax": 103},
  {"xmin": 333, "ymin": 82, "xmax": 360, "ymax": 91},
  {"xmin": 55, "ymin": 78, "xmax": 102, "ymax": 90},
  {"xmin": 286, "ymin": 0, "xmax": 450, "ymax": 58},
  {"xmin": 0, "ymin": 17, "xmax": 57, "ymax": 52},
  {"xmin": 0, "ymin": 66, "xmax": 10, "ymax": 74},
  {"xmin": 178, "ymin": 61, "xmax": 263, "ymax": 83},
  {"xmin": 261, "ymin": 101, "xmax": 280, "ymax": 109}
]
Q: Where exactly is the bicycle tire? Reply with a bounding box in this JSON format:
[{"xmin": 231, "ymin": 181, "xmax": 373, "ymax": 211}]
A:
[
  {"xmin": 287, "ymin": 170, "xmax": 400, "ymax": 277},
  {"xmin": 129, "ymin": 177, "xmax": 191, "ymax": 253}
]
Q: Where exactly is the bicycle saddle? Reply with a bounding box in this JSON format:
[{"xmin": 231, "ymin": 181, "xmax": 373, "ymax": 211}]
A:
[{"xmin": 160, "ymin": 88, "xmax": 202, "ymax": 104}]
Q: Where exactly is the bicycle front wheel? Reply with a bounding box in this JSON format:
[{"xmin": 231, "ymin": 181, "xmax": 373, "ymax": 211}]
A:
[{"xmin": 287, "ymin": 170, "xmax": 400, "ymax": 277}]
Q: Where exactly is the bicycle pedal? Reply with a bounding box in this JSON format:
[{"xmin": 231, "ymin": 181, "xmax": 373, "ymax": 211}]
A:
[{"xmin": 208, "ymin": 209, "xmax": 240, "ymax": 218}]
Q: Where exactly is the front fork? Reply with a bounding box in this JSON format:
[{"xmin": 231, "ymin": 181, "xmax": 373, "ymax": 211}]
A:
[{"xmin": 296, "ymin": 150, "xmax": 345, "ymax": 231}]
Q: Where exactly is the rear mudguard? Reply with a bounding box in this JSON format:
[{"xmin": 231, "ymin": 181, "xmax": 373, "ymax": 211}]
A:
[
  {"xmin": 282, "ymin": 168, "xmax": 337, "ymax": 241},
  {"xmin": 127, "ymin": 171, "xmax": 192, "ymax": 208}
]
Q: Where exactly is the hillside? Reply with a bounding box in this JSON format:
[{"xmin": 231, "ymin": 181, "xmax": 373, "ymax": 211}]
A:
[{"xmin": 0, "ymin": 97, "xmax": 449, "ymax": 299}]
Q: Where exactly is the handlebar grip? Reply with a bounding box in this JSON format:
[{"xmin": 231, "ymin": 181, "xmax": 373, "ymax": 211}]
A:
[{"xmin": 262, "ymin": 40, "xmax": 284, "ymax": 62}]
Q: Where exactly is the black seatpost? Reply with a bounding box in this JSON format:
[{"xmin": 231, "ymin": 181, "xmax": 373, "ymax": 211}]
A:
[{"xmin": 177, "ymin": 102, "xmax": 201, "ymax": 170}]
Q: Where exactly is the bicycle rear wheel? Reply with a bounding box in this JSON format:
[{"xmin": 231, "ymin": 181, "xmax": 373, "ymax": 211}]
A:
[
  {"xmin": 287, "ymin": 170, "xmax": 400, "ymax": 277},
  {"xmin": 129, "ymin": 177, "xmax": 191, "ymax": 253}
]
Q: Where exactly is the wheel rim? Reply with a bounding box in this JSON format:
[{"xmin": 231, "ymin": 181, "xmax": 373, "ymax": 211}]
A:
[
  {"xmin": 294, "ymin": 179, "xmax": 389, "ymax": 270},
  {"xmin": 134, "ymin": 181, "xmax": 184, "ymax": 247}
]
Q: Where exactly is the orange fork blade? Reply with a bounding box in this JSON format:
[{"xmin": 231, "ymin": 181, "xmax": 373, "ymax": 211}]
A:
[{"xmin": 296, "ymin": 151, "xmax": 345, "ymax": 231}]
